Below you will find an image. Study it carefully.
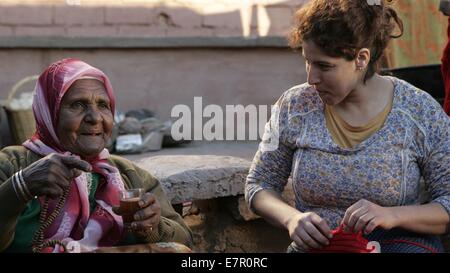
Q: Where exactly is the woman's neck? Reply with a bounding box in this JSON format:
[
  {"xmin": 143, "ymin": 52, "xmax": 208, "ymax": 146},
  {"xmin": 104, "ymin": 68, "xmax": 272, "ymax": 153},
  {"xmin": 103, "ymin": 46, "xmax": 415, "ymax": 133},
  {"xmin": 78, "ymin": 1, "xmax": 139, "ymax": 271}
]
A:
[{"xmin": 333, "ymin": 74, "xmax": 394, "ymax": 127}]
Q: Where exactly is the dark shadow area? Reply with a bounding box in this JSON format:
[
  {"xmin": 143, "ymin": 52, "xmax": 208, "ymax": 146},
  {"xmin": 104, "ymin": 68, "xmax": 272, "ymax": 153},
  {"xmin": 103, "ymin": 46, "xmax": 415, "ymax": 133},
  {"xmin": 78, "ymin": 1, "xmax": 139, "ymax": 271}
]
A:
[{"xmin": 382, "ymin": 64, "xmax": 445, "ymax": 105}]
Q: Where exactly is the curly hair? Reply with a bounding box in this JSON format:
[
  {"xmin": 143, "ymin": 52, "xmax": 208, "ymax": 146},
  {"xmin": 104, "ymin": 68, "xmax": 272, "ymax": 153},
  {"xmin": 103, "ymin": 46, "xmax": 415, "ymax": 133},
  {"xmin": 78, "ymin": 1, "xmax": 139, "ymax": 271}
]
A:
[{"xmin": 288, "ymin": 0, "xmax": 403, "ymax": 82}]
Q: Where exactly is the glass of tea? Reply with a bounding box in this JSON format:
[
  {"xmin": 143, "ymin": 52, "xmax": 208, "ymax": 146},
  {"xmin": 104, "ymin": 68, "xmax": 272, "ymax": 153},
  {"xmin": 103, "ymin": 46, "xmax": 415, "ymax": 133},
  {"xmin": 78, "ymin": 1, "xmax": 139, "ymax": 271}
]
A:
[{"xmin": 119, "ymin": 188, "xmax": 144, "ymax": 223}]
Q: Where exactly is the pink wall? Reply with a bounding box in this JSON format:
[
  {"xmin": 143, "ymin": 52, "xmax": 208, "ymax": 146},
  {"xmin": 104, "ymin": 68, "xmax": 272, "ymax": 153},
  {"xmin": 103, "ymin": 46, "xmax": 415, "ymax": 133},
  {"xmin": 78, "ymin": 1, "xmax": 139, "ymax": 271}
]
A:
[{"xmin": 0, "ymin": 48, "xmax": 307, "ymax": 119}]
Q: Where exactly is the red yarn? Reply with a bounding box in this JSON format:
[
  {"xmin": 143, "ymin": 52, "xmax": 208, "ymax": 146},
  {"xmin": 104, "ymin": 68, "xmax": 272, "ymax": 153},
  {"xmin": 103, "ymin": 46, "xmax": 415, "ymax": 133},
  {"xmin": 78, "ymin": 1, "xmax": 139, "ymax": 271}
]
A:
[
  {"xmin": 381, "ymin": 239, "xmax": 438, "ymax": 253},
  {"xmin": 309, "ymin": 225, "xmax": 376, "ymax": 253}
]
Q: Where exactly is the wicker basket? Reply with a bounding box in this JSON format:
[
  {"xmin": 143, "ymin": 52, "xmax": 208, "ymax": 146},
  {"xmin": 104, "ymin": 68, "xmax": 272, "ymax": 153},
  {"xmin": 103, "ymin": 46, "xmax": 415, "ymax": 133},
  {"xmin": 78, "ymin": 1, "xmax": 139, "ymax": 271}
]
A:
[{"xmin": 3, "ymin": 75, "xmax": 39, "ymax": 145}]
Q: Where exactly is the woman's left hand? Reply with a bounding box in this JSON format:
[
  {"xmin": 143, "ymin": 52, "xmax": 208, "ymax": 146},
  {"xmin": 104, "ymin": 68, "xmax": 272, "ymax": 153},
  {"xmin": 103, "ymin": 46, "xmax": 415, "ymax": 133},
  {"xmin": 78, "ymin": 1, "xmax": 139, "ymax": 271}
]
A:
[
  {"xmin": 130, "ymin": 193, "xmax": 161, "ymax": 237},
  {"xmin": 342, "ymin": 199, "xmax": 399, "ymax": 234}
]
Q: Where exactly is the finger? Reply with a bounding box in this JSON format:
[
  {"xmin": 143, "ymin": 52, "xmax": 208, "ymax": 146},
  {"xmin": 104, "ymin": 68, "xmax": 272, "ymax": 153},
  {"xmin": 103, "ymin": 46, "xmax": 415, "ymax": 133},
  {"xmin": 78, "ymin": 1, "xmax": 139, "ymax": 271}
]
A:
[
  {"xmin": 51, "ymin": 162, "xmax": 74, "ymax": 181},
  {"xmin": 55, "ymin": 162, "xmax": 82, "ymax": 179},
  {"xmin": 139, "ymin": 193, "xmax": 156, "ymax": 208},
  {"xmin": 342, "ymin": 211, "xmax": 353, "ymax": 230},
  {"xmin": 311, "ymin": 214, "xmax": 332, "ymax": 239},
  {"xmin": 298, "ymin": 228, "xmax": 322, "ymax": 249},
  {"xmin": 347, "ymin": 206, "xmax": 369, "ymax": 232},
  {"xmin": 59, "ymin": 155, "xmax": 92, "ymax": 172},
  {"xmin": 45, "ymin": 186, "xmax": 63, "ymax": 200},
  {"xmin": 291, "ymin": 235, "xmax": 309, "ymax": 252},
  {"xmin": 342, "ymin": 199, "xmax": 365, "ymax": 227},
  {"xmin": 49, "ymin": 160, "xmax": 72, "ymax": 180},
  {"xmin": 304, "ymin": 222, "xmax": 329, "ymax": 246},
  {"xmin": 342, "ymin": 199, "xmax": 367, "ymax": 223},
  {"xmin": 131, "ymin": 218, "xmax": 157, "ymax": 232},
  {"xmin": 71, "ymin": 168, "xmax": 83, "ymax": 178},
  {"xmin": 51, "ymin": 171, "xmax": 71, "ymax": 190},
  {"xmin": 364, "ymin": 218, "xmax": 380, "ymax": 235},
  {"xmin": 354, "ymin": 213, "xmax": 375, "ymax": 233},
  {"xmin": 53, "ymin": 157, "xmax": 88, "ymax": 180},
  {"xmin": 134, "ymin": 206, "xmax": 158, "ymax": 221}
]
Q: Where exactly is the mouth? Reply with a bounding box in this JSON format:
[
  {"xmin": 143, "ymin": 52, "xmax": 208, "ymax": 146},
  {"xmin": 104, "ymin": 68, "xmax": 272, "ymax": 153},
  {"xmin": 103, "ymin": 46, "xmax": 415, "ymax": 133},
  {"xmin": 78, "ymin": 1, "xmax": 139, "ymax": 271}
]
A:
[
  {"xmin": 315, "ymin": 86, "xmax": 325, "ymax": 93},
  {"xmin": 81, "ymin": 132, "xmax": 102, "ymax": 136}
]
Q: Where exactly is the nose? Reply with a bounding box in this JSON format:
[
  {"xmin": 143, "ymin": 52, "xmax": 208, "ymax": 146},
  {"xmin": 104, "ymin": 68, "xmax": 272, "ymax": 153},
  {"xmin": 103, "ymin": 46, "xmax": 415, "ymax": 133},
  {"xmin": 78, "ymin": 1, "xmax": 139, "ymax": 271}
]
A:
[
  {"xmin": 306, "ymin": 64, "xmax": 321, "ymax": 86},
  {"xmin": 84, "ymin": 106, "xmax": 102, "ymax": 124}
]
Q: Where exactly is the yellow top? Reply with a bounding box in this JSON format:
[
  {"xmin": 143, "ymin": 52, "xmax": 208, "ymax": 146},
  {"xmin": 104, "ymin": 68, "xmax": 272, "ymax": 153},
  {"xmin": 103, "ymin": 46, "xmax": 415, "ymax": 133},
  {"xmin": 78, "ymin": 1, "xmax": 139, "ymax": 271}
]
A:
[{"xmin": 324, "ymin": 99, "xmax": 393, "ymax": 149}]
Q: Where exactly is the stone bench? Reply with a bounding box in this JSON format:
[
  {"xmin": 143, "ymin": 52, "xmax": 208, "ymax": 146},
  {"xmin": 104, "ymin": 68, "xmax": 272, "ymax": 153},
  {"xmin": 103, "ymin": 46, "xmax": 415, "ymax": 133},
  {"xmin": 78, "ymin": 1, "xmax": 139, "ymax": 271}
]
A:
[
  {"xmin": 134, "ymin": 155, "xmax": 252, "ymax": 205},
  {"xmin": 134, "ymin": 154, "xmax": 294, "ymax": 221}
]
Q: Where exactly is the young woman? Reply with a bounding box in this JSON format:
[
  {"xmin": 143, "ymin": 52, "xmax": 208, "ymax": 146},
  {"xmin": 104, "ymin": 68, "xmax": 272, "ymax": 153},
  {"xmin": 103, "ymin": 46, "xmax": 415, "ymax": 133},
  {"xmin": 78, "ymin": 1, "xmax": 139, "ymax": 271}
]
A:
[{"xmin": 246, "ymin": 0, "xmax": 450, "ymax": 253}]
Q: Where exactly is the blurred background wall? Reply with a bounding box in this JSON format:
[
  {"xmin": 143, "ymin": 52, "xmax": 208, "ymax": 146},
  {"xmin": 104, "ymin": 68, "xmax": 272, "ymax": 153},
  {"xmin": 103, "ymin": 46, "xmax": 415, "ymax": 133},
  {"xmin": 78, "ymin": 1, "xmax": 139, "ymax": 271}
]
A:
[
  {"xmin": 0, "ymin": 0, "xmax": 447, "ymax": 145},
  {"xmin": 0, "ymin": 0, "xmax": 307, "ymax": 125},
  {"xmin": 385, "ymin": 0, "xmax": 448, "ymax": 67}
]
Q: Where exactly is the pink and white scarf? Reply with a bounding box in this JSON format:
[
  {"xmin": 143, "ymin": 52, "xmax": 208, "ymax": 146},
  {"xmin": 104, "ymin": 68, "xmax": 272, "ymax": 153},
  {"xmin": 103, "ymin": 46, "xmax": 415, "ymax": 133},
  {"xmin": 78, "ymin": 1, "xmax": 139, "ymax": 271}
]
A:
[{"xmin": 23, "ymin": 58, "xmax": 125, "ymax": 252}]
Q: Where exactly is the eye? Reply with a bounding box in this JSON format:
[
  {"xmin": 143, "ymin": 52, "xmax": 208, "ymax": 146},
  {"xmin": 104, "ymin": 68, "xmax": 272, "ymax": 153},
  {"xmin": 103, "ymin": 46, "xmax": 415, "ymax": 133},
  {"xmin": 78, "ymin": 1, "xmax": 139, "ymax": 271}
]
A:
[
  {"xmin": 71, "ymin": 101, "xmax": 85, "ymax": 109},
  {"xmin": 98, "ymin": 102, "xmax": 110, "ymax": 110},
  {"xmin": 318, "ymin": 64, "xmax": 332, "ymax": 71}
]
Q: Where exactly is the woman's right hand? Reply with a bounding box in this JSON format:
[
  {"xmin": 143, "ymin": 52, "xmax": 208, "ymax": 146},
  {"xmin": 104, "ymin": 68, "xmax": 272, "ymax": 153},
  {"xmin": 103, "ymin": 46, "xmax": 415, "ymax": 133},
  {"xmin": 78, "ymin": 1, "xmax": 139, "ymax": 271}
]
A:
[
  {"xmin": 21, "ymin": 153, "xmax": 92, "ymax": 200},
  {"xmin": 286, "ymin": 212, "xmax": 333, "ymax": 251}
]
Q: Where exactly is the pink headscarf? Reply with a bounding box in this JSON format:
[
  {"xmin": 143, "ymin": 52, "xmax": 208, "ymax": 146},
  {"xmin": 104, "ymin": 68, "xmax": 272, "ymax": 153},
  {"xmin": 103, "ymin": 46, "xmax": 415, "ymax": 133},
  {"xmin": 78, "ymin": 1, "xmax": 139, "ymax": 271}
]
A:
[
  {"xmin": 23, "ymin": 58, "xmax": 125, "ymax": 252},
  {"xmin": 31, "ymin": 58, "xmax": 116, "ymax": 151}
]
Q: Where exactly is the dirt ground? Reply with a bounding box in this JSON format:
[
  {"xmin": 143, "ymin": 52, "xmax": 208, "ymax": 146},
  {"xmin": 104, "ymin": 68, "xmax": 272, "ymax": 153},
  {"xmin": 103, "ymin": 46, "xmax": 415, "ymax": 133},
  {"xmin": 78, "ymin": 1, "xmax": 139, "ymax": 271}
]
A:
[{"xmin": 182, "ymin": 198, "xmax": 291, "ymax": 253}]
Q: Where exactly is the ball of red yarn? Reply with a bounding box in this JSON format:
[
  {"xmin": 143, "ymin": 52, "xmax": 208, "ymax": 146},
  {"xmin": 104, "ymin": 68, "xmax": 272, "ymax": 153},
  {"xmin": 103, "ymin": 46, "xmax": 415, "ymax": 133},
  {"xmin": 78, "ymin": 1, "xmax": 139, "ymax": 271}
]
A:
[{"xmin": 309, "ymin": 225, "xmax": 377, "ymax": 253}]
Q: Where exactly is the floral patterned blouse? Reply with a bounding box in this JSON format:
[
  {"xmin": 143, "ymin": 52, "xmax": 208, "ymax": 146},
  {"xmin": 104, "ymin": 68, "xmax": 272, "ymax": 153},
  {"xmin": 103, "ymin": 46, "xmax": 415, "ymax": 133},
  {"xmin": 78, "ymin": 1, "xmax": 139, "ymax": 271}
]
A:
[{"xmin": 245, "ymin": 76, "xmax": 450, "ymax": 229}]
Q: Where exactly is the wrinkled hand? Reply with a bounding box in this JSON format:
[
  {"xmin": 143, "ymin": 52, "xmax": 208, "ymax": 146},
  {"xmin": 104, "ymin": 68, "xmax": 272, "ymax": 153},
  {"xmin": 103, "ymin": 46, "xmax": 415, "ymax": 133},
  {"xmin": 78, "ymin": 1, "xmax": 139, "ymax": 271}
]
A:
[
  {"xmin": 286, "ymin": 212, "xmax": 333, "ymax": 251},
  {"xmin": 115, "ymin": 192, "xmax": 161, "ymax": 238},
  {"xmin": 342, "ymin": 199, "xmax": 398, "ymax": 234},
  {"xmin": 22, "ymin": 153, "xmax": 92, "ymax": 200}
]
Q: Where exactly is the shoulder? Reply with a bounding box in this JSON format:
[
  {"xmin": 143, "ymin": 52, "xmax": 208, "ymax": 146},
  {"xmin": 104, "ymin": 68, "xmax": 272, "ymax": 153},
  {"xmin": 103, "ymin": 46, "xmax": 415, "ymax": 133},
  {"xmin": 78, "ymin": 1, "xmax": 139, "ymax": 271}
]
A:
[
  {"xmin": 276, "ymin": 83, "xmax": 323, "ymax": 117},
  {"xmin": 107, "ymin": 154, "xmax": 158, "ymax": 188},
  {"xmin": 391, "ymin": 77, "xmax": 449, "ymax": 146},
  {"xmin": 0, "ymin": 146, "xmax": 40, "ymax": 166},
  {"xmin": 0, "ymin": 145, "xmax": 28, "ymax": 160},
  {"xmin": 392, "ymin": 77, "xmax": 448, "ymax": 124},
  {"xmin": 0, "ymin": 146, "xmax": 41, "ymax": 180},
  {"xmin": 107, "ymin": 154, "xmax": 137, "ymax": 173}
]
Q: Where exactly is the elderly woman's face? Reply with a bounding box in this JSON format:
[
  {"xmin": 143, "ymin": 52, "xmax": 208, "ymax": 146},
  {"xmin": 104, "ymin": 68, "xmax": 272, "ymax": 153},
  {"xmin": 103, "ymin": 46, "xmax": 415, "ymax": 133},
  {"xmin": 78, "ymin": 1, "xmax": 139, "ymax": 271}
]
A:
[{"xmin": 57, "ymin": 79, "xmax": 113, "ymax": 159}]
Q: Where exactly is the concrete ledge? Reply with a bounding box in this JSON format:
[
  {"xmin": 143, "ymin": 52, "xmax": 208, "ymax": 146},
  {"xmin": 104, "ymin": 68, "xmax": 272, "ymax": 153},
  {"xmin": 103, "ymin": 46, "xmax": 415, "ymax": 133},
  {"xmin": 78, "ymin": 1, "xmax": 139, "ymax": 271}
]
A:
[
  {"xmin": 134, "ymin": 155, "xmax": 252, "ymax": 204},
  {"xmin": 0, "ymin": 36, "xmax": 289, "ymax": 49}
]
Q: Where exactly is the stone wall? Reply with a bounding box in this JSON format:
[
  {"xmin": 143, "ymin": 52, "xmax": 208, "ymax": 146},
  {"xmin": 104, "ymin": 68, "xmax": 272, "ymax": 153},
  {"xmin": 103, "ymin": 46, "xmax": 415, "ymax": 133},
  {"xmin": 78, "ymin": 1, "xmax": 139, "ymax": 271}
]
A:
[
  {"xmin": 0, "ymin": 1, "xmax": 309, "ymax": 146},
  {"xmin": 0, "ymin": 0, "xmax": 307, "ymax": 38},
  {"xmin": 0, "ymin": 48, "xmax": 306, "ymax": 119},
  {"xmin": 0, "ymin": 48, "xmax": 307, "ymax": 146}
]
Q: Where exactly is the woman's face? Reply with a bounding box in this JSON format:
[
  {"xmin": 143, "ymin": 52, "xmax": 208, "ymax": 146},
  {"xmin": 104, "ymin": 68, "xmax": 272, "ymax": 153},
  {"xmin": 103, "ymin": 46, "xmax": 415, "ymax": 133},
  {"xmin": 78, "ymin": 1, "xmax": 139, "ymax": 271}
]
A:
[
  {"xmin": 57, "ymin": 79, "xmax": 113, "ymax": 159},
  {"xmin": 302, "ymin": 40, "xmax": 361, "ymax": 105}
]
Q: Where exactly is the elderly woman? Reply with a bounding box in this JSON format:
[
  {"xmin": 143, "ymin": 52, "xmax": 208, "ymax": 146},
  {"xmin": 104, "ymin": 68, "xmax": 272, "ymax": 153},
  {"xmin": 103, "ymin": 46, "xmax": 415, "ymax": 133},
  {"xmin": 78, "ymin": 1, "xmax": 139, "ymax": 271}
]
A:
[
  {"xmin": 0, "ymin": 58, "xmax": 192, "ymax": 253},
  {"xmin": 246, "ymin": 0, "xmax": 450, "ymax": 253}
]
